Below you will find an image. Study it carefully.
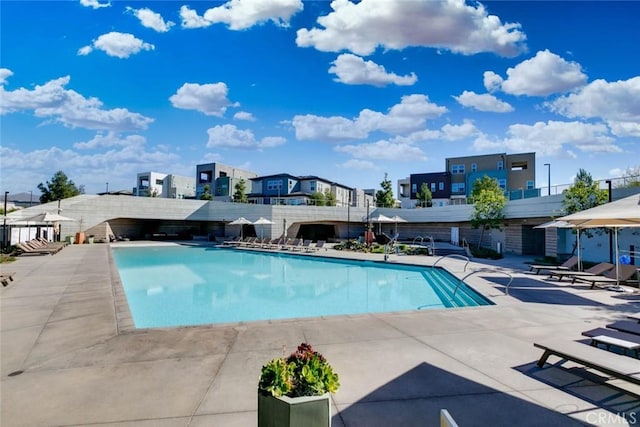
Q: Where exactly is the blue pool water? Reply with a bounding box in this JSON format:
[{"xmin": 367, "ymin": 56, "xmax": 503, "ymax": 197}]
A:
[{"xmin": 112, "ymin": 246, "xmax": 491, "ymax": 329}]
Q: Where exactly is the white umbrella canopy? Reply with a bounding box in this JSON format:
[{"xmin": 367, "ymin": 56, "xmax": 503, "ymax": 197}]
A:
[
  {"xmin": 228, "ymin": 217, "xmax": 253, "ymax": 239},
  {"xmin": 389, "ymin": 215, "xmax": 407, "ymax": 236},
  {"xmin": 365, "ymin": 214, "xmax": 395, "ymax": 234},
  {"xmin": 253, "ymin": 217, "xmax": 274, "ymax": 240},
  {"xmin": 557, "ymin": 194, "xmax": 640, "ymax": 286},
  {"xmin": 22, "ymin": 212, "xmax": 76, "ymax": 223}
]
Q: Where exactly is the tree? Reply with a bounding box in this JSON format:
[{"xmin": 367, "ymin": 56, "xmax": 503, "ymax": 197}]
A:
[
  {"xmin": 469, "ymin": 175, "xmax": 506, "ymax": 249},
  {"xmin": 324, "ymin": 189, "xmax": 336, "ymax": 206},
  {"xmin": 200, "ymin": 184, "xmax": 213, "ymax": 200},
  {"xmin": 615, "ymin": 166, "xmax": 640, "ymax": 188},
  {"xmin": 416, "ymin": 183, "xmax": 432, "ymax": 207},
  {"xmin": 309, "ymin": 191, "xmax": 325, "ymax": 206},
  {"xmin": 375, "ymin": 173, "xmax": 395, "ymax": 208},
  {"xmin": 562, "ymin": 168, "xmax": 608, "ymax": 215},
  {"xmin": 37, "ymin": 170, "xmax": 80, "ymax": 203},
  {"xmin": 233, "ymin": 179, "xmax": 248, "ymax": 203}
]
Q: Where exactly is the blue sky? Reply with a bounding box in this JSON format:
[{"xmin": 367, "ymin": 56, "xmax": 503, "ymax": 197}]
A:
[{"xmin": 1, "ymin": 0, "xmax": 639, "ymax": 196}]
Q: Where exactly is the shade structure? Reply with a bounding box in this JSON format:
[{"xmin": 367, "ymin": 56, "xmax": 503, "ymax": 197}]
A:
[
  {"xmin": 365, "ymin": 214, "xmax": 395, "ymax": 234},
  {"xmin": 22, "ymin": 212, "xmax": 76, "ymax": 223},
  {"xmin": 557, "ymin": 194, "xmax": 640, "ymax": 286},
  {"xmin": 228, "ymin": 217, "xmax": 253, "ymax": 239},
  {"xmin": 389, "ymin": 215, "xmax": 407, "ymax": 236},
  {"xmin": 253, "ymin": 217, "xmax": 274, "ymax": 240}
]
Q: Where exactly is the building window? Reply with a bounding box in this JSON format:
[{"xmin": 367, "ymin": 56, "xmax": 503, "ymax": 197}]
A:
[
  {"xmin": 267, "ymin": 180, "xmax": 282, "ymax": 191},
  {"xmin": 310, "ymin": 181, "xmax": 316, "ymax": 192},
  {"xmin": 411, "ymin": 183, "xmax": 417, "ymax": 193},
  {"xmin": 452, "ymin": 183, "xmax": 465, "ymax": 193},
  {"xmin": 155, "ymin": 179, "xmax": 163, "ymax": 185},
  {"xmin": 430, "ymin": 183, "xmax": 436, "ymax": 192},
  {"xmin": 439, "ymin": 182, "xmax": 444, "ymax": 191},
  {"xmin": 471, "ymin": 163, "xmax": 477, "ymax": 172},
  {"xmin": 452, "ymin": 164, "xmax": 465, "ymax": 174},
  {"xmin": 199, "ymin": 172, "xmax": 212, "ymax": 183},
  {"xmin": 219, "ymin": 171, "xmax": 227, "ymax": 177},
  {"xmin": 497, "ymin": 160, "xmax": 504, "ymax": 170},
  {"xmin": 526, "ymin": 180, "xmax": 535, "ymax": 190},
  {"xmin": 498, "ymin": 179, "xmax": 507, "ymax": 190}
]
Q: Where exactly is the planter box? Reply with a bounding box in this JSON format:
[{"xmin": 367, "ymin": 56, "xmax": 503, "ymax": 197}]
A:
[{"xmin": 258, "ymin": 392, "xmax": 331, "ymax": 427}]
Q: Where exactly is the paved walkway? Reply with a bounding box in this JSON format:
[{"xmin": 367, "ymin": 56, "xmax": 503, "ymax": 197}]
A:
[{"xmin": 2, "ymin": 243, "xmax": 640, "ymax": 426}]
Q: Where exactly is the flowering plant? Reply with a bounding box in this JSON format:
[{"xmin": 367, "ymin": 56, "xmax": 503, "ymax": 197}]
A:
[{"xmin": 258, "ymin": 343, "xmax": 340, "ymax": 398}]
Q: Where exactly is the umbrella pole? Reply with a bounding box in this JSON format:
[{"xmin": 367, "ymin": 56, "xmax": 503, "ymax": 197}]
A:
[{"xmin": 615, "ymin": 228, "xmax": 619, "ymax": 287}]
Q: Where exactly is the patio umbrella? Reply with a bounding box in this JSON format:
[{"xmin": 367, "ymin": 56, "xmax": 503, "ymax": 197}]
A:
[
  {"xmin": 228, "ymin": 217, "xmax": 252, "ymax": 240},
  {"xmin": 389, "ymin": 215, "xmax": 407, "ymax": 236},
  {"xmin": 21, "ymin": 212, "xmax": 76, "ymax": 242},
  {"xmin": 367, "ymin": 214, "xmax": 395, "ymax": 234},
  {"xmin": 558, "ymin": 194, "xmax": 640, "ymax": 286},
  {"xmin": 253, "ymin": 217, "xmax": 274, "ymax": 240}
]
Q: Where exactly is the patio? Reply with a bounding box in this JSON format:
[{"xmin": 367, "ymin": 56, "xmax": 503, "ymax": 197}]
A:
[{"xmin": 1, "ymin": 243, "xmax": 639, "ymax": 426}]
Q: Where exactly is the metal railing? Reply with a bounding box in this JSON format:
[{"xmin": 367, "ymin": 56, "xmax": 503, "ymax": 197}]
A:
[
  {"xmin": 433, "ymin": 254, "xmax": 470, "ymax": 272},
  {"xmin": 458, "ymin": 268, "xmax": 513, "ymax": 296}
]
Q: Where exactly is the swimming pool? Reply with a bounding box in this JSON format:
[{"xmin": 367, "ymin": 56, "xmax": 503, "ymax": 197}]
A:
[{"xmin": 112, "ymin": 245, "xmax": 492, "ymax": 328}]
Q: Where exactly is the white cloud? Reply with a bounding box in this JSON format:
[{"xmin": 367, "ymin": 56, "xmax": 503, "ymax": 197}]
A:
[
  {"xmin": 80, "ymin": 32, "xmax": 154, "ymax": 59},
  {"xmin": 80, "ymin": 0, "xmax": 110, "ymax": 9},
  {"xmin": 293, "ymin": 94, "xmax": 446, "ymax": 142},
  {"xmin": 0, "ymin": 68, "xmax": 13, "ymax": 85},
  {"xmin": 206, "ymin": 124, "xmax": 285, "ymax": 149},
  {"xmin": 180, "ymin": 6, "xmax": 211, "ymax": 29},
  {"xmin": 491, "ymin": 50, "xmax": 587, "ymax": 96},
  {"xmin": 297, "ymin": 0, "xmax": 526, "ymax": 57},
  {"xmin": 454, "ymin": 91, "xmax": 514, "ymax": 112},
  {"xmin": 73, "ymin": 132, "xmax": 146, "ymax": 149},
  {"xmin": 440, "ymin": 120, "xmax": 481, "ymax": 140},
  {"xmin": 234, "ymin": 111, "xmax": 255, "ymax": 121},
  {"xmin": 170, "ymin": 82, "xmax": 238, "ymax": 116},
  {"xmin": 336, "ymin": 159, "xmax": 375, "ymax": 170},
  {"xmin": 127, "ymin": 7, "xmax": 175, "ymax": 32},
  {"xmin": 0, "ymin": 75, "xmax": 154, "ymax": 131},
  {"xmin": 483, "ymin": 71, "xmax": 503, "ymax": 93},
  {"xmin": 329, "ymin": 54, "xmax": 417, "ymax": 87},
  {"xmin": 475, "ymin": 120, "xmax": 619, "ymax": 155},
  {"xmin": 0, "ymin": 138, "xmax": 181, "ymax": 194},
  {"xmin": 548, "ymin": 76, "xmax": 640, "ymax": 137},
  {"xmin": 180, "ymin": 0, "xmax": 303, "ymax": 31},
  {"xmin": 335, "ymin": 140, "xmax": 427, "ymax": 161}
]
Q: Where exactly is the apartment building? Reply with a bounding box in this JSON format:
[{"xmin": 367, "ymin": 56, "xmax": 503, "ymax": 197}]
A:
[
  {"xmin": 195, "ymin": 162, "xmax": 258, "ymax": 201},
  {"xmin": 248, "ymin": 174, "xmax": 358, "ymax": 207},
  {"xmin": 133, "ymin": 172, "xmax": 196, "ymax": 198},
  {"xmin": 398, "ymin": 152, "xmax": 538, "ymax": 208}
]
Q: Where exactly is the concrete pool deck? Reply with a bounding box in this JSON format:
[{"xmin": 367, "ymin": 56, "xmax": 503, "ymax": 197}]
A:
[{"xmin": 1, "ymin": 242, "xmax": 640, "ymax": 426}]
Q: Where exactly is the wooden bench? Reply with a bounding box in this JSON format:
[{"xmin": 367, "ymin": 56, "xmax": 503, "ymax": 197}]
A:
[
  {"xmin": 1, "ymin": 272, "xmax": 15, "ymax": 287},
  {"xmin": 534, "ymin": 339, "xmax": 640, "ymax": 386}
]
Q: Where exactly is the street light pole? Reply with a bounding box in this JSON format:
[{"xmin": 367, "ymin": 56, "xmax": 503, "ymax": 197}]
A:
[
  {"xmin": 544, "ymin": 163, "xmax": 551, "ymax": 196},
  {"xmin": 106, "ymin": 182, "xmax": 109, "ymax": 193}
]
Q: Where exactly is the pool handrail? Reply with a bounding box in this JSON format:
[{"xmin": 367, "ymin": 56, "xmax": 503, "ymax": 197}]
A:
[
  {"xmin": 433, "ymin": 254, "xmax": 470, "ymax": 272},
  {"xmin": 457, "ymin": 268, "xmax": 513, "ymax": 296},
  {"xmin": 412, "ymin": 235, "xmax": 435, "ymax": 255}
]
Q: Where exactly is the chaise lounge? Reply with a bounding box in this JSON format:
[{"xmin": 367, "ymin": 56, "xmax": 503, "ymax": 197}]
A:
[
  {"xmin": 534, "ymin": 339, "xmax": 640, "ymax": 386},
  {"xmin": 529, "ymin": 256, "xmax": 579, "ymax": 275},
  {"xmin": 572, "ymin": 264, "xmax": 639, "ymax": 288},
  {"xmin": 546, "ymin": 262, "xmax": 613, "ymax": 282}
]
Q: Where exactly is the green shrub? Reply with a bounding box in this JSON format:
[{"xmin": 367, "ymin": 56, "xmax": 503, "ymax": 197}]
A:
[
  {"xmin": 470, "ymin": 247, "xmax": 503, "ymax": 259},
  {"xmin": 258, "ymin": 343, "xmax": 340, "ymax": 398}
]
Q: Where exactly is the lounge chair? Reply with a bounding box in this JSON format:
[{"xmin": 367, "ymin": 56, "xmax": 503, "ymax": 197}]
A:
[
  {"xmin": 607, "ymin": 320, "xmax": 640, "ymax": 336},
  {"xmin": 313, "ymin": 240, "xmax": 326, "ymax": 252},
  {"xmin": 534, "ymin": 339, "xmax": 640, "ymax": 386},
  {"xmin": 529, "ymin": 256, "xmax": 579, "ymax": 275},
  {"xmin": 547, "ymin": 262, "xmax": 613, "ymax": 282},
  {"xmin": 286, "ymin": 238, "xmax": 302, "ymax": 251},
  {"xmin": 299, "ymin": 240, "xmax": 313, "ymax": 251},
  {"xmin": 16, "ymin": 242, "xmax": 57, "ymax": 255},
  {"xmin": 626, "ymin": 313, "xmax": 640, "ymax": 323},
  {"xmin": 573, "ymin": 264, "xmax": 638, "ymax": 288},
  {"xmin": 26, "ymin": 239, "xmax": 64, "ymax": 253},
  {"xmin": 222, "ymin": 236, "xmax": 242, "ymax": 246},
  {"xmin": 1, "ymin": 272, "xmax": 15, "ymax": 287},
  {"xmin": 582, "ymin": 327, "xmax": 640, "ymax": 357}
]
